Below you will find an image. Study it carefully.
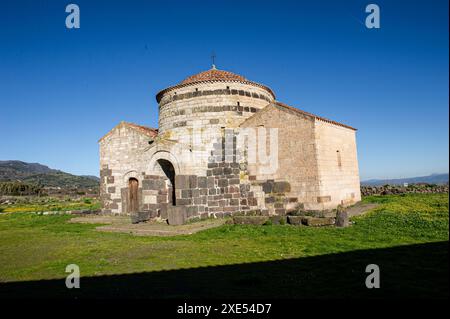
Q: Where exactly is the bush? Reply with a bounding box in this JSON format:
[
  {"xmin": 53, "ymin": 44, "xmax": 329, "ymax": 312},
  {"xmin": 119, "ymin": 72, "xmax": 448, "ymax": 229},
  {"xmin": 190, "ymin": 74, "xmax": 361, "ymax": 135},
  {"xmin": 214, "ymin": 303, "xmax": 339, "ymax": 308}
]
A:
[{"xmin": 0, "ymin": 181, "xmax": 44, "ymax": 196}]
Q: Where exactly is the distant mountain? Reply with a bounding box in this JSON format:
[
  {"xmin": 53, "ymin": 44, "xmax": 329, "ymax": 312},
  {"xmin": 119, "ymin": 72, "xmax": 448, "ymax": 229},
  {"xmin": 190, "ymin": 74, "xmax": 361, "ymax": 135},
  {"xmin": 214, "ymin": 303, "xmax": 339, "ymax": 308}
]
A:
[
  {"xmin": 0, "ymin": 160, "xmax": 99, "ymax": 189},
  {"xmin": 0, "ymin": 160, "xmax": 56, "ymax": 180},
  {"xmin": 362, "ymin": 173, "xmax": 449, "ymax": 186}
]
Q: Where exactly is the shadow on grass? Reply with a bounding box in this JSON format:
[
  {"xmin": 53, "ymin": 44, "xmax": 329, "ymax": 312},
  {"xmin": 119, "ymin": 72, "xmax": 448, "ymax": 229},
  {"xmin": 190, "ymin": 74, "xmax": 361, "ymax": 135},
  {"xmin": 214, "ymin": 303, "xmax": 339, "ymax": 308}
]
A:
[{"xmin": 0, "ymin": 241, "xmax": 448, "ymax": 299}]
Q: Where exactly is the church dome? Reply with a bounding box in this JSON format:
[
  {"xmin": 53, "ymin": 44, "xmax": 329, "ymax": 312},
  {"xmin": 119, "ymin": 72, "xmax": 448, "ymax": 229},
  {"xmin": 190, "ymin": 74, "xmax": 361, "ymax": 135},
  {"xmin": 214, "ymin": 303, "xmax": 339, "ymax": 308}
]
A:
[
  {"xmin": 156, "ymin": 66, "xmax": 276, "ymax": 102},
  {"xmin": 180, "ymin": 68, "xmax": 247, "ymax": 84}
]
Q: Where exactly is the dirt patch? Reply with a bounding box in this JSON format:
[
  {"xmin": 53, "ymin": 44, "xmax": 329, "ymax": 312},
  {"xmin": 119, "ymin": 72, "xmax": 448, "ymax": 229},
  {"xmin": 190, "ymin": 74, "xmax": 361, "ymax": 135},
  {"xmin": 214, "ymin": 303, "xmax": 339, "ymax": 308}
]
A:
[
  {"xmin": 346, "ymin": 203, "xmax": 379, "ymax": 217},
  {"xmin": 69, "ymin": 215, "xmax": 227, "ymax": 236}
]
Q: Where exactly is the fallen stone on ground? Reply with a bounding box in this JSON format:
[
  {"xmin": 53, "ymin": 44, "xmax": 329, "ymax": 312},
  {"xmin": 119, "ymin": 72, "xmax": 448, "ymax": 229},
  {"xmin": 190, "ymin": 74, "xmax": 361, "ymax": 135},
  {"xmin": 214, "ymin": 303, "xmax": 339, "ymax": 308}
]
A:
[{"xmin": 345, "ymin": 203, "xmax": 379, "ymax": 217}]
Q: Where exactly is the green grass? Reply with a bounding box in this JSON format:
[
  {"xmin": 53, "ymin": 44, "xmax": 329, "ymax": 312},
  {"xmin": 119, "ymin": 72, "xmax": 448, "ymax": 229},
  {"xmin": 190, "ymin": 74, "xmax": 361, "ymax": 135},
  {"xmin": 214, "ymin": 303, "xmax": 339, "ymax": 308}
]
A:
[
  {"xmin": 0, "ymin": 196, "xmax": 100, "ymax": 213},
  {"xmin": 0, "ymin": 193, "xmax": 447, "ymax": 284}
]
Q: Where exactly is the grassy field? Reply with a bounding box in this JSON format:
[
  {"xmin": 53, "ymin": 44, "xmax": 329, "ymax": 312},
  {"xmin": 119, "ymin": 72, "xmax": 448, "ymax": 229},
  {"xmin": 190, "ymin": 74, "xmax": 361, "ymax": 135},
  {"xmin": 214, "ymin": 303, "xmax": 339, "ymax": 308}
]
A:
[
  {"xmin": 0, "ymin": 196, "xmax": 100, "ymax": 213},
  {"xmin": 0, "ymin": 193, "xmax": 448, "ymax": 298}
]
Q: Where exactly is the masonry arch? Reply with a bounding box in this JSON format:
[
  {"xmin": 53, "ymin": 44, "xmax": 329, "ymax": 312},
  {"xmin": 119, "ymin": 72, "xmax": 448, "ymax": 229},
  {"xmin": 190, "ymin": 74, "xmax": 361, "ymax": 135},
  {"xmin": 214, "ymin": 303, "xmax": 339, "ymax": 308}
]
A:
[
  {"xmin": 123, "ymin": 170, "xmax": 140, "ymax": 183},
  {"xmin": 148, "ymin": 151, "xmax": 181, "ymax": 176},
  {"xmin": 148, "ymin": 151, "xmax": 181, "ymax": 206}
]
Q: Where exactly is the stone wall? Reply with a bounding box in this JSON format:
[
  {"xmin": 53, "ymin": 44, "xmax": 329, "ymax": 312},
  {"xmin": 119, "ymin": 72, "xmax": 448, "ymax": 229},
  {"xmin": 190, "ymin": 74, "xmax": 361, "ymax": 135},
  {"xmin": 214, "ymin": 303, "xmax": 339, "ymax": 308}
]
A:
[
  {"xmin": 314, "ymin": 119, "xmax": 361, "ymax": 209},
  {"xmin": 361, "ymin": 184, "xmax": 449, "ymax": 196},
  {"xmin": 158, "ymin": 82, "xmax": 274, "ymax": 133},
  {"xmin": 240, "ymin": 103, "xmax": 322, "ymax": 210},
  {"xmin": 240, "ymin": 102, "xmax": 361, "ymax": 211},
  {"xmin": 99, "ymin": 123, "xmax": 153, "ymax": 215}
]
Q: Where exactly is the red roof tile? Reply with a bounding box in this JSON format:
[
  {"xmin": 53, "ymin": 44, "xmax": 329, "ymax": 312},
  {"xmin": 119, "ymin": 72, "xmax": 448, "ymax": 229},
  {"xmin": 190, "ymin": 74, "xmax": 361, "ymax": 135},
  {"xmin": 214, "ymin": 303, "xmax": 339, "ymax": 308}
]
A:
[
  {"xmin": 180, "ymin": 69, "xmax": 247, "ymax": 84},
  {"xmin": 274, "ymin": 102, "xmax": 357, "ymax": 131},
  {"xmin": 240, "ymin": 102, "xmax": 357, "ymax": 131},
  {"xmin": 156, "ymin": 68, "xmax": 275, "ymax": 102}
]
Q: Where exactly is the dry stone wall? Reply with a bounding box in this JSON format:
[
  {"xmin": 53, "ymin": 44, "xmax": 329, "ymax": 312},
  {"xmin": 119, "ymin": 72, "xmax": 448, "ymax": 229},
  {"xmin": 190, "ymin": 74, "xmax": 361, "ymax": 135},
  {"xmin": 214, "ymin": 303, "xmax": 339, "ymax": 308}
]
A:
[{"xmin": 361, "ymin": 184, "xmax": 449, "ymax": 196}]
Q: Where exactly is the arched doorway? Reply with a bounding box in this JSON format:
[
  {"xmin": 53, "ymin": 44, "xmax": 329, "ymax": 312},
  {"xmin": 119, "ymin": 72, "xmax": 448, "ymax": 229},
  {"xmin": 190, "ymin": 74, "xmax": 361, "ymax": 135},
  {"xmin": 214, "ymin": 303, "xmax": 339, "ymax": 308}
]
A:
[
  {"xmin": 128, "ymin": 178, "xmax": 139, "ymax": 213},
  {"xmin": 157, "ymin": 159, "xmax": 176, "ymax": 205}
]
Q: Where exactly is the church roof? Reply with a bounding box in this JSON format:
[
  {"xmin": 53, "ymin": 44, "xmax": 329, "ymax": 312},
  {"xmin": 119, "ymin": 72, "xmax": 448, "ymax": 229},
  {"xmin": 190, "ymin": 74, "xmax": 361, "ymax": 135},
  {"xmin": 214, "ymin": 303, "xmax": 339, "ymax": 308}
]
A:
[
  {"xmin": 156, "ymin": 67, "xmax": 275, "ymax": 102},
  {"xmin": 180, "ymin": 68, "xmax": 247, "ymax": 84},
  {"xmin": 124, "ymin": 122, "xmax": 159, "ymax": 137},
  {"xmin": 274, "ymin": 102, "xmax": 357, "ymax": 130},
  {"xmin": 98, "ymin": 121, "xmax": 158, "ymax": 143},
  {"xmin": 240, "ymin": 102, "xmax": 357, "ymax": 131}
]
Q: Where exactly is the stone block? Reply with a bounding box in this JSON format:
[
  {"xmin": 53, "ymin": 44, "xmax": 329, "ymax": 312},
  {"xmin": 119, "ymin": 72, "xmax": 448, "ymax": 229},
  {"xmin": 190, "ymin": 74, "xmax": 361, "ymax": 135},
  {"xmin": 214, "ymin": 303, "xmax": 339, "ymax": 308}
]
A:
[
  {"xmin": 175, "ymin": 175, "xmax": 190, "ymax": 189},
  {"xmin": 262, "ymin": 181, "xmax": 274, "ymax": 193},
  {"xmin": 218, "ymin": 179, "xmax": 228, "ymax": 187},
  {"xmin": 142, "ymin": 179, "xmax": 164, "ymax": 190},
  {"xmin": 157, "ymin": 195, "xmax": 167, "ymax": 203},
  {"xmin": 273, "ymin": 181, "xmax": 291, "ymax": 193},
  {"xmin": 302, "ymin": 216, "xmax": 335, "ymax": 227},
  {"xmin": 200, "ymin": 212, "xmax": 209, "ymax": 219},
  {"xmin": 287, "ymin": 216, "xmax": 303, "ymax": 225},
  {"xmin": 335, "ymin": 211, "xmax": 349, "ymax": 227},
  {"xmin": 187, "ymin": 206, "xmax": 198, "ymax": 217},
  {"xmin": 232, "ymin": 216, "xmax": 269, "ymax": 225},
  {"xmin": 167, "ymin": 206, "xmax": 187, "ymax": 225},
  {"xmin": 317, "ymin": 196, "xmax": 331, "ymax": 203},
  {"xmin": 197, "ymin": 176, "xmax": 207, "ymax": 188},
  {"xmin": 207, "ymin": 177, "xmax": 215, "ymax": 188},
  {"xmin": 208, "ymin": 200, "xmax": 218, "ymax": 206},
  {"xmin": 181, "ymin": 189, "xmax": 192, "ymax": 198},
  {"xmin": 159, "ymin": 204, "xmax": 168, "ymax": 219},
  {"xmin": 130, "ymin": 213, "xmax": 140, "ymax": 224},
  {"xmin": 230, "ymin": 198, "xmax": 239, "ymax": 206},
  {"xmin": 189, "ymin": 175, "xmax": 198, "ymax": 188},
  {"xmin": 270, "ymin": 215, "xmax": 287, "ymax": 225},
  {"xmin": 177, "ymin": 198, "xmax": 191, "ymax": 206}
]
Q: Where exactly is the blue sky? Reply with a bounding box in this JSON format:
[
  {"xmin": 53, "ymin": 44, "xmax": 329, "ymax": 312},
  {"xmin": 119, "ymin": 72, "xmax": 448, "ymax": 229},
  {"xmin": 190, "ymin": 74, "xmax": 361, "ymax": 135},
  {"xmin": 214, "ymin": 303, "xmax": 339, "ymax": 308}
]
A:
[{"xmin": 0, "ymin": 0, "xmax": 448, "ymax": 180}]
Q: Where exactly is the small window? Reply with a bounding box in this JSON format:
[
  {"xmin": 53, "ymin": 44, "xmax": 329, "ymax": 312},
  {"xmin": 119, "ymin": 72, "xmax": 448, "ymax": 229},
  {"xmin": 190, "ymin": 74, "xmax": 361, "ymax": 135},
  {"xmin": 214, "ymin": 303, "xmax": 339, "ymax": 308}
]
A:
[
  {"xmin": 337, "ymin": 150, "xmax": 342, "ymax": 168},
  {"xmin": 237, "ymin": 102, "xmax": 240, "ymax": 106},
  {"xmin": 195, "ymin": 88, "xmax": 198, "ymax": 91},
  {"xmin": 226, "ymin": 86, "xmax": 230, "ymax": 90}
]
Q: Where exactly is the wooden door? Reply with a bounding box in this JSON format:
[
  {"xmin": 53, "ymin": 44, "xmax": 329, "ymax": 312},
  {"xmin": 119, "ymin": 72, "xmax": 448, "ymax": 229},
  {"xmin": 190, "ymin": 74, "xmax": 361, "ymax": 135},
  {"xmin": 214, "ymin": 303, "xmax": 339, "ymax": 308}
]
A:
[{"xmin": 128, "ymin": 178, "xmax": 139, "ymax": 213}]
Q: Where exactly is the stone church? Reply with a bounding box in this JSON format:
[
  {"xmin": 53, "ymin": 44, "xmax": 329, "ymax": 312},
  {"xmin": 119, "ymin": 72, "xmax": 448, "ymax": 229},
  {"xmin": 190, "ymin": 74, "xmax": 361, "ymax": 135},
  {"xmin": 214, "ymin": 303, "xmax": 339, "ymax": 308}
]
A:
[{"xmin": 99, "ymin": 66, "xmax": 361, "ymax": 224}]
